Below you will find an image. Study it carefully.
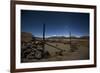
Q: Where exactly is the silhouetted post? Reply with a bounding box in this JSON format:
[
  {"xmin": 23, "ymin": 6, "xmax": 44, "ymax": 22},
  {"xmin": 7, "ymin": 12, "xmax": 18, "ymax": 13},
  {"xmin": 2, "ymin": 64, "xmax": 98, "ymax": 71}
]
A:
[
  {"xmin": 69, "ymin": 32, "xmax": 71, "ymax": 49},
  {"xmin": 42, "ymin": 24, "xmax": 45, "ymax": 55},
  {"xmin": 43, "ymin": 24, "xmax": 45, "ymax": 42}
]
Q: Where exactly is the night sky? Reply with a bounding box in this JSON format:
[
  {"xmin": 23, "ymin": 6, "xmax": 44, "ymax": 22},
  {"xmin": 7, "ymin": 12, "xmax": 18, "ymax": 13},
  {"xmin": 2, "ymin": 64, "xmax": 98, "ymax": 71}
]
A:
[{"xmin": 21, "ymin": 10, "xmax": 89, "ymax": 37}]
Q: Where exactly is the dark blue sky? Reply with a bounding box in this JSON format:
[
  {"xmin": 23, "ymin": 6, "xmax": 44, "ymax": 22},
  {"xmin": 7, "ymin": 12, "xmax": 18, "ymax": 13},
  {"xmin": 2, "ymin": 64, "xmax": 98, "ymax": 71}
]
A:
[{"xmin": 21, "ymin": 10, "xmax": 89, "ymax": 37}]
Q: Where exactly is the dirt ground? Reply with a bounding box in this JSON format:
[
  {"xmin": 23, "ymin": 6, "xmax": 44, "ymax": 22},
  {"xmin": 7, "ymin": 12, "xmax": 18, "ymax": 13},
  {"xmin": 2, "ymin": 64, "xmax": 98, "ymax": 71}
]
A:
[{"xmin": 21, "ymin": 39, "xmax": 89, "ymax": 63}]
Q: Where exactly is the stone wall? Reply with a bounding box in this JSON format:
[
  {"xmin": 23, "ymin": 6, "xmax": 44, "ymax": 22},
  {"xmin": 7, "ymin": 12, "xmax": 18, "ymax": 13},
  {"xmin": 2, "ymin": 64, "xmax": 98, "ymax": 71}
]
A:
[{"xmin": 21, "ymin": 32, "xmax": 32, "ymax": 42}]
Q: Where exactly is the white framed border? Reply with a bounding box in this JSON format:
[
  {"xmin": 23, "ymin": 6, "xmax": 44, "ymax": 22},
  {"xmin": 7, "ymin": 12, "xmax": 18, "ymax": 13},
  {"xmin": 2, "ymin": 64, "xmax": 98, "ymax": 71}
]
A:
[{"xmin": 15, "ymin": 4, "xmax": 95, "ymax": 69}]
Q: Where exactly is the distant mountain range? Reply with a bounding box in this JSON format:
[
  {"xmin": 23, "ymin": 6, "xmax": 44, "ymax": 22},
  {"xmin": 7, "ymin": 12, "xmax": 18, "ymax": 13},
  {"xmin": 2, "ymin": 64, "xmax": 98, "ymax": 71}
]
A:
[
  {"xmin": 34, "ymin": 36, "xmax": 89, "ymax": 40},
  {"xmin": 21, "ymin": 32, "xmax": 89, "ymax": 41}
]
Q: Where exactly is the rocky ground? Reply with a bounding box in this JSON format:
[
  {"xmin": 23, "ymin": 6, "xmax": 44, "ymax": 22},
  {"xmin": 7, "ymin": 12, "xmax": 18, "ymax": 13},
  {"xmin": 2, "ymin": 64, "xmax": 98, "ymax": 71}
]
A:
[{"xmin": 21, "ymin": 39, "xmax": 89, "ymax": 63}]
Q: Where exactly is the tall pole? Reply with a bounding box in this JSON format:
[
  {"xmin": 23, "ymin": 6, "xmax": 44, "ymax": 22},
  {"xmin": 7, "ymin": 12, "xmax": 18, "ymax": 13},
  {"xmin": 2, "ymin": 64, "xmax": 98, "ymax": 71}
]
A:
[
  {"xmin": 42, "ymin": 24, "xmax": 45, "ymax": 54},
  {"xmin": 69, "ymin": 32, "xmax": 71, "ymax": 49},
  {"xmin": 43, "ymin": 24, "xmax": 45, "ymax": 42}
]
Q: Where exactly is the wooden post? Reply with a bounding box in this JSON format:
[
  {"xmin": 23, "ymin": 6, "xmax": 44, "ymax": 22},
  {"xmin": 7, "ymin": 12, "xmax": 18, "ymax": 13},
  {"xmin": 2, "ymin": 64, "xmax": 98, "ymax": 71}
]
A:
[
  {"xmin": 69, "ymin": 32, "xmax": 71, "ymax": 49},
  {"xmin": 42, "ymin": 24, "xmax": 45, "ymax": 54}
]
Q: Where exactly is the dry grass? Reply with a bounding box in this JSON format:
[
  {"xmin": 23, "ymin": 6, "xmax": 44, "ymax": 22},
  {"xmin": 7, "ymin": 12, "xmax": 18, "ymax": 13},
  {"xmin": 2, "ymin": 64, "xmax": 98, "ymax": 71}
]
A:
[{"xmin": 21, "ymin": 39, "xmax": 89, "ymax": 62}]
